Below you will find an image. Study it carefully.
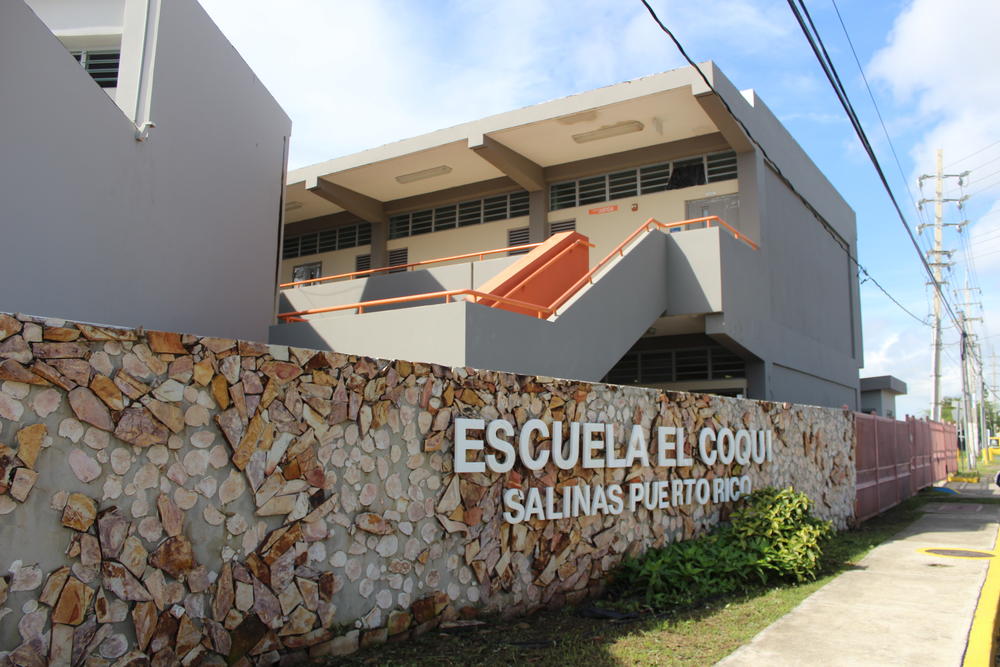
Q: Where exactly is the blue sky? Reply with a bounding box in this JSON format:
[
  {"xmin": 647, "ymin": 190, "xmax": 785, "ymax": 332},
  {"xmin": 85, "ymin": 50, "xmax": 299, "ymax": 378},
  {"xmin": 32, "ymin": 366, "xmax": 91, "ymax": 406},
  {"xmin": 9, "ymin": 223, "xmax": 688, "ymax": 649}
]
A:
[{"xmin": 200, "ymin": 0, "xmax": 999, "ymax": 418}]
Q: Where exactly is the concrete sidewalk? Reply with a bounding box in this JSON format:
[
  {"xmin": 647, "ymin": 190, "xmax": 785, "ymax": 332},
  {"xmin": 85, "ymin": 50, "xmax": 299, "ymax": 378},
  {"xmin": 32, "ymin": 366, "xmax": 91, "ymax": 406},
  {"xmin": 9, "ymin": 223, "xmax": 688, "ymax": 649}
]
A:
[{"xmin": 718, "ymin": 490, "xmax": 1000, "ymax": 666}]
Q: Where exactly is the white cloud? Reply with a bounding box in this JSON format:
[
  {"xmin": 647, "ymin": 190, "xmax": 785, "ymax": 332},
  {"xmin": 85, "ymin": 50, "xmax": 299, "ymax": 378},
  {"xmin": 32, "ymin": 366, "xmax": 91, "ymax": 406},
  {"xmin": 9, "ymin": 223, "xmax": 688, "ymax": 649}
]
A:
[
  {"xmin": 865, "ymin": 0, "xmax": 1000, "ymax": 416},
  {"xmin": 869, "ymin": 0, "xmax": 1000, "ymax": 196},
  {"xmin": 198, "ymin": 0, "xmax": 813, "ymax": 169}
]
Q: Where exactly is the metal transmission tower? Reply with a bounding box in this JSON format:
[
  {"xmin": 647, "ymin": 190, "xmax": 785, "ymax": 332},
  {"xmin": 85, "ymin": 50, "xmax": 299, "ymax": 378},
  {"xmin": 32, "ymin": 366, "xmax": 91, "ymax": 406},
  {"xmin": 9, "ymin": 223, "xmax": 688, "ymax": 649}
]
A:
[{"xmin": 918, "ymin": 149, "xmax": 968, "ymax": 420}]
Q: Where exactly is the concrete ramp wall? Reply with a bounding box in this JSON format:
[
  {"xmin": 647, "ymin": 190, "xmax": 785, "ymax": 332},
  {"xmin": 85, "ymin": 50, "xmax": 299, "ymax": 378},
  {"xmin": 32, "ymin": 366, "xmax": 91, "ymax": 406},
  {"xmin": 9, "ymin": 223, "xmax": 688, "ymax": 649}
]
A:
[
  {"xmin": 272, "ymin": 230, "xmax": 677, "ymax": 382},
  {"xmin": 279, "ymin": 257, "xmax": 517, "ymax": 316}
]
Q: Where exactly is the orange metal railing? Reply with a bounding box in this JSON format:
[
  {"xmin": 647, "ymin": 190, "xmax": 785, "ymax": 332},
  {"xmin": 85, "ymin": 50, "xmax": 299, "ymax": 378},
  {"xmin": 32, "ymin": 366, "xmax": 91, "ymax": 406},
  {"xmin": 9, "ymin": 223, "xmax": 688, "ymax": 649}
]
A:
[
  {"xmin": 280, "ymin": 242, "xmax": 544, "ymax": 289},
  {"xmin": 277, "ymin": 215, "xmax": 757, "ymax": 322},
  {"xmin": 279, "ymin": 289, "xmax": 554, "ymax": 322}
]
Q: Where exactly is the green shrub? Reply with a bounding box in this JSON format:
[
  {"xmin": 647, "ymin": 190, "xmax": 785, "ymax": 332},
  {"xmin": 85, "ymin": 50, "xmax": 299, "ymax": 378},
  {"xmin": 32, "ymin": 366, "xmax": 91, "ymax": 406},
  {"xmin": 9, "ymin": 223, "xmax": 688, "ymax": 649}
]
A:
[
  {"xmin": 728, "ymin": 487, "xmax": 833, "ymax": 583},
  {"xmin": 613, "ymin": 487, "xmax": 833, "ymax": 609}
]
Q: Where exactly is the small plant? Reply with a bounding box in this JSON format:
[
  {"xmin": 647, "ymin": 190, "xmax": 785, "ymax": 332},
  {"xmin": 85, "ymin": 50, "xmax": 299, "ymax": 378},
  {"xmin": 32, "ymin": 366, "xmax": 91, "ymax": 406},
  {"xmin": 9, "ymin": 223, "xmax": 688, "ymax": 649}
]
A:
[
  {"xmin": 612, "ymin": 487, "xmax": 833, "ymax": 610},
  {"xmin": 728, "ymin": 487, "xmax": 833, "ymax": 583}
]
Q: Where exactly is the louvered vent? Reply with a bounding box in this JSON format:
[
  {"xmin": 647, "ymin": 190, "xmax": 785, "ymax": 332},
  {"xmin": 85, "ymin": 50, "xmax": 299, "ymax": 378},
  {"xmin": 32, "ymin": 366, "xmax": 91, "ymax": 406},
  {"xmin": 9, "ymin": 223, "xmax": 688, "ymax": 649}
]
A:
[
  {"xmin": 387, "ymin": 248, "xmax": 408, "ymax": 273},
  {"xmin": 72, "ymin": 50, "xmax": 120, "ymax": 88},
  {"xmin": 390, "ymin": 191, "xmax": 529, "ymax": 238},
  {"xmin": 282, "ymin": 222, "xmax": 372, "ymax": 259},
  {"xmin": 507, "ymin": 227, "xmax": 530, "ymax": 255},
  {"xmin": 548, "ymin": 150, "xmax": 737, "ymax": 210},
  {"xmin": 548, "ymin": 220, "xmax": 576, "ymax": 236}
]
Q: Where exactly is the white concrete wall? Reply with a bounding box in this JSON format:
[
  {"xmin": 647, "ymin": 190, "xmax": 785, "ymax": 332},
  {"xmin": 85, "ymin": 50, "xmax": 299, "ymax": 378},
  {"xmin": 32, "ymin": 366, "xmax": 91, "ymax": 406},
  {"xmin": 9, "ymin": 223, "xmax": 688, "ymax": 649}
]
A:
[{"xmin": 1, "ymin": 0, "xmax": 291, "ymax": 342}]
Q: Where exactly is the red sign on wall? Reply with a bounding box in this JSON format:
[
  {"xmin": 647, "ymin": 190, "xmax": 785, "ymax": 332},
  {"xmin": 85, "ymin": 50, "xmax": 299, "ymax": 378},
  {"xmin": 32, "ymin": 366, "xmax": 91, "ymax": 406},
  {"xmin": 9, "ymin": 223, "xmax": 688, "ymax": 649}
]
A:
[{"xmin": 588, "ymin": 205, "xmax": 618, "ymax": 215}]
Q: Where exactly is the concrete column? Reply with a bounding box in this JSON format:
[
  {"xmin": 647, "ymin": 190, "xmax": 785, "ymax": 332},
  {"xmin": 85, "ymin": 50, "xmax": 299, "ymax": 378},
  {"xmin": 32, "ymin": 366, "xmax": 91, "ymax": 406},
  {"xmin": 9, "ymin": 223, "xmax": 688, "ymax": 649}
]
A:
[
  {"xmin": 528, "ymin": 190, "xmax": 547, "ymax": 243},
  {"xmin": 736, "ymin": 150, "xmax": 765, "ymax": 244},
  {"xmin": 370, "ymin": 221, "xmax": 388, "ymax": 268}
]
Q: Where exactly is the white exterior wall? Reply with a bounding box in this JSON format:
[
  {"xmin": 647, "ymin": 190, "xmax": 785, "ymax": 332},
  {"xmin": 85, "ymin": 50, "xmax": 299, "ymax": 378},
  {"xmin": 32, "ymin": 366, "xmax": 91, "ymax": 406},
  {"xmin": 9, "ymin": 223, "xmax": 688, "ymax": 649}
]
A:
[
  {"xmin": 1, "ymin": 0, "xmax": 291, "ymax": 342},
  {"xmin": 553, "ymin": 180, "xmax": 740, "ymax": 254},
  {"xmin": 387, "ymin": 215, "xmax": 530, "ymax": 266},
  {"xmin": 280, "ymin": 179, "xmax": 739, "ymax": 284},
  {"xmin": 279, "ymin": 214, "xmax": 530, "ymax": 285},
  {"xmin": 283, "ymin": 244, "xmax": 374, "ymax": 285}
]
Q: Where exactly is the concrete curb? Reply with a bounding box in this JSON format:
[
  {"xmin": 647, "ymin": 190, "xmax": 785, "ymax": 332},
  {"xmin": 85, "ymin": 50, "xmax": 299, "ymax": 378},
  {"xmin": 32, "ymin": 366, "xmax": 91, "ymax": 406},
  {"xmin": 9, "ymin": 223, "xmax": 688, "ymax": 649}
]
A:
[{"xmin": 962, "ymin": 525, "xmax": 1000, "ymax": 667}]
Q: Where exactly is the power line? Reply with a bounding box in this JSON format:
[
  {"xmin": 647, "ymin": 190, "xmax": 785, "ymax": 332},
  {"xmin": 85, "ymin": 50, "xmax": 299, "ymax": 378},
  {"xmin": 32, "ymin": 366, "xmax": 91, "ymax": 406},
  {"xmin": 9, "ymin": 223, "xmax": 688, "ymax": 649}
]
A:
[
  {"xmin": 966, "ymin": 167, "xmax": 1000, "ymax": 187},
  {"xmin": 964, "ymin": 246, "xmax": 1000, "ymax": 261},
  {"xmin": 964, "ymin": 176, "xmax": 1000, "ymax": 200},
  {"xmin": 636, "ymin": 0, "xmax": 931, "ymax": 330},
  {"xmin": 947, "ymin": 139, "xmax": 1000, "ymax": 168},
  {"xmin": 963, "ymin": 154, "xmax": 1000, "ymax": 174},
  {"xmin": 859, "ymin": 275, "xmax": 932, "ymax": 327},
  {"xmin": 829, "ymin": 0, "xmax": 924, "ymax": 226},
  {"xmin": 785, "ymin": 0, "xmax": 965, "ymax": 334},
  {"xmin": 968, "ymin": 227, "xmax": 1000, "ymax": 243}
]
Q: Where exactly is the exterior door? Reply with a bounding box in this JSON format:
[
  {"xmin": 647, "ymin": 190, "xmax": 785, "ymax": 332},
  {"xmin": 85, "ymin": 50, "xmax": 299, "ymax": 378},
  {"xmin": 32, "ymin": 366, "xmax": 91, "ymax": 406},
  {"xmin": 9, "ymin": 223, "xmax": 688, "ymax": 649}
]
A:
[{"xmin": 685, "ymin": 194, "xmax": 740, "ymax": 230}]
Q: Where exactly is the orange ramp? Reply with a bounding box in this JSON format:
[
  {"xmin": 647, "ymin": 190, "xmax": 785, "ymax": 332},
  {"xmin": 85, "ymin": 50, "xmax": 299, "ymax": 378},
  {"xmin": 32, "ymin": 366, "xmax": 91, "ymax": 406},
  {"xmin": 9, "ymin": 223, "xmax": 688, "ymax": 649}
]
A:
[{"xmin": 472, "ymin": 231, "xmax": 591, "ymax": 317}]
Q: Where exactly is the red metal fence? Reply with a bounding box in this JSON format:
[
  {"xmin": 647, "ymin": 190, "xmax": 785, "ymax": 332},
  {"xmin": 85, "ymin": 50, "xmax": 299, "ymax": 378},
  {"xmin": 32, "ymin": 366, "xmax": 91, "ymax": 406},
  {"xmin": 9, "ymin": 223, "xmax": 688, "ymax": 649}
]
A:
[{"xmin": 855, "ymin": 414, "xmax": 959, "ymax": 522}]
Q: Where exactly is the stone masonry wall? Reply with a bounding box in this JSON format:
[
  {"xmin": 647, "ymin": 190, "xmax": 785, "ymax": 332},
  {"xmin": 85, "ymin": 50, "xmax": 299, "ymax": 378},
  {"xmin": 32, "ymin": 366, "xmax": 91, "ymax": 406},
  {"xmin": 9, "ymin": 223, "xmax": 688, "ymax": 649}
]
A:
[{"xmin": 0, "ymin": 312, "xmax": 855, "ymax": 665}]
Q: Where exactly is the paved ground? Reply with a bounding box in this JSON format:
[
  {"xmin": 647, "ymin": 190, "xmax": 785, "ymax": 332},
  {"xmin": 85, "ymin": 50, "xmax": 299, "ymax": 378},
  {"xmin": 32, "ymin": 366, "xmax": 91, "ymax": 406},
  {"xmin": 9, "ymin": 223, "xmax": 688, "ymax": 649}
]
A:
[{"xmin": 718, "ymin": 485, "xmax": 1000, "ymax": 666}]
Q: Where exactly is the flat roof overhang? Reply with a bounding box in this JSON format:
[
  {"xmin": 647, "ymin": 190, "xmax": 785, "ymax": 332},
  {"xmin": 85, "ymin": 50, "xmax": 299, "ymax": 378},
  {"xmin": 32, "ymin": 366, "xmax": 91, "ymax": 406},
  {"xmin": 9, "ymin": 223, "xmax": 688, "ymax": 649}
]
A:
[{"xmin": 284, "ymin": 62, "xmax": 753, "ymax": 225}]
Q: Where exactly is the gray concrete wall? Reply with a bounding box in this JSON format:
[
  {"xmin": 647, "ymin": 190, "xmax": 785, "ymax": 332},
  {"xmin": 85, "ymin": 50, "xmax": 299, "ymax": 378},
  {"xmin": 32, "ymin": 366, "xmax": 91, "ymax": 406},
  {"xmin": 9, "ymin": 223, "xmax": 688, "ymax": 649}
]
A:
[
  {"xmin": 860, "ymin": 389, "xmax": 897, "ymax": 418},
  {"xmin": 663, "ymin": 228, "xmax": 724, "ymax": 315},
  {"xmin": 703, "ymin": 64, "xmax": 856, "ymax": 245},
  {"xmin": 464, "ymin": 232, "xmax": 671, "ymax": 380},
  {"xmin": 270, "ymin": 302, "xmax": 470, "ymax": 369},
  {"xmin": 0, "ymin": 0, "xmax": 290, "ymax": 342},
  {"xmin": 695, "ymin": 165, "xmax": 861, "ymax": 409},
  {"xmin": 771, "ymin": 363, "xmax": 859, "ymax": 411},
  {"xmin": 701, "ymin": 64, "xmax": 863, "ymax": 407},
  {"xmin": 279, "ymin": 256, "xmax": 516, "ymax": 315}
]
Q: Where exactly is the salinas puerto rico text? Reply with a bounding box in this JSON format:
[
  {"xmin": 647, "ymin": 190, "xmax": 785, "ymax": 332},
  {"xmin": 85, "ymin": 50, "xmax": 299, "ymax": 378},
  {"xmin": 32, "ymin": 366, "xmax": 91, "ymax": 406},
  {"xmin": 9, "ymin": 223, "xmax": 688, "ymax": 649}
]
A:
[{"xmin": 452, "ymin": 418, "xmax": 776, "ymax": 524}]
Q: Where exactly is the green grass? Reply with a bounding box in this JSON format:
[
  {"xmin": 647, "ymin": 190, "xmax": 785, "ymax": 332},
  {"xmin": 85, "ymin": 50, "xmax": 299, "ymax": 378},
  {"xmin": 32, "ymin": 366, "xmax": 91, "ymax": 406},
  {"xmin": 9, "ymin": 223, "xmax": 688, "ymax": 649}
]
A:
[{"xmin": 327, "ymin": 490, "xmax": 987, "ymax": 666}]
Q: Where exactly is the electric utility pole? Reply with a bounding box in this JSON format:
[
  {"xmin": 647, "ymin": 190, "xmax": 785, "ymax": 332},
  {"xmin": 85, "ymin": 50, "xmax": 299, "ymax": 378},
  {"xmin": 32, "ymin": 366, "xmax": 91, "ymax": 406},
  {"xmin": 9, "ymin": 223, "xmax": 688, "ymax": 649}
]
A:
[
  {"xmin": 958, "ymin": 283, "xmax": 982, "ymax": 464},
  {"xmin": 918, "ymin": 149, "xmax": 968, "ymax": 420}
]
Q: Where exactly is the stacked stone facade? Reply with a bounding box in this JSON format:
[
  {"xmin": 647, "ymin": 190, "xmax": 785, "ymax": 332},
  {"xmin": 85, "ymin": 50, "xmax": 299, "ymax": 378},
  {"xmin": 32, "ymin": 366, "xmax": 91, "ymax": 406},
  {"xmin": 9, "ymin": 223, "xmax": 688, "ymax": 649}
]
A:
[{"xmin": 0, "ymin": 312, "xmax": 854, "ymax": 664}]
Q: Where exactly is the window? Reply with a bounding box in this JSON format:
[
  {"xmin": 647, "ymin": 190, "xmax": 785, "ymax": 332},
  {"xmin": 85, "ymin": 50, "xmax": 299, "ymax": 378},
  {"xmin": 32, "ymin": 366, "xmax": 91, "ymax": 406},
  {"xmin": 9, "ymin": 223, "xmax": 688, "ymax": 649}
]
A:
[
  {"xmin": 355, "ymin": 254, "xmax": 371, "ymax": 272},
  {"xmin": 549, "ymin": 150, "xmax": 737, "ymax": 211},
  {"xmin": 71, "ymin": 50, "xmax": 120, "ymax": 88},
  {"xmin": 548, "ymin": 220, "xmax": 576, "ymax": 236},
  {"xmin": 389, "ymin": 190, "xmax": 529, "ymax": 240},
  {"xmin": 291, "ymin": 262, "xmax": 322, "ymax": 284},
  {"xmin": 282, "ymin": 222, "xmax": 372, "ymax": 259},
  {"xmin": 507, "ymin": 227, "xmax": 530, "ymax": 255},
  {"xmin": 387, "ymin": 248, "xmax": 408, "ymax": 273},
  {"xmin": 667, "ymin": 157, "xmax": 706, "ymax": 190}
]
